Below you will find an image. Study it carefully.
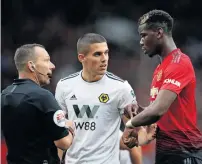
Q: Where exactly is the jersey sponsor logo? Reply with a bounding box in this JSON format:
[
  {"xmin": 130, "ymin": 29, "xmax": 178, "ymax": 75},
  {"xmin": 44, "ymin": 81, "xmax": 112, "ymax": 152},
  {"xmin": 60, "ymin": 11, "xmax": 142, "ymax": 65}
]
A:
[
  {"xmin": 73, "ymin": 105, "xmax": 99, "ymax": 118},
  {"xmin": 73, "ymin": 105, "xmax": 99, "ymax": 131},
  {"xmin": 74, "ymin": 121, "xmax": 96, "ymax": 131},
  {"xmin": 150, "ymin": 86, "xmax": 159, "ymax": 98},
  {"xmin": 157, "ymin": 70, "xmax": 163, "ymax": 81},
  {"xmin": 163, "ymin": 79, "xmax": 181, "ymax": 87},
  {"xmin": 99, "ymin": 93, "xmax": 109, "ymax": 103},
  {"xmin": 53, "ymin": 110, "xmax": 66, "ymax": 127}
]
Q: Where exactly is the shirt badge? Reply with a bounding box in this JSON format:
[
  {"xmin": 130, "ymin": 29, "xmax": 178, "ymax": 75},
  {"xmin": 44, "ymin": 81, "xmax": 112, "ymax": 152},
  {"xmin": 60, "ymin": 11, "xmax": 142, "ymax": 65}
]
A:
[{"xmin": 157, "ymin": 70, "xmax": 163, "ymax": 81}]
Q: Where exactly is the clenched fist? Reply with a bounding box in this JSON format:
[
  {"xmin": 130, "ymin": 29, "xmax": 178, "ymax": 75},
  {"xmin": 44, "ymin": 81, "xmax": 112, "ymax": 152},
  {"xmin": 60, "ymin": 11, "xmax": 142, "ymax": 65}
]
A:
[
  {"xmin": 122, "ymin": 128, "xmax": 139, "ymax": 148},
  {"xmin": 122, "ymin": 124, "xmax": 158, "ymax": 148}
]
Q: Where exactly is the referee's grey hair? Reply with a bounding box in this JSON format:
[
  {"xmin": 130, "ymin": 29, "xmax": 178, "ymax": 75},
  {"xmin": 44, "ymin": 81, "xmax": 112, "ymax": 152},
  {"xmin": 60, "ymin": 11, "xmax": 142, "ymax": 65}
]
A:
[
  {"xmin": 14, "ymin": 43, "xmax": 45, "ymax": 71},
  {"xmin": 77, "ymin": 33, "xmax": 107, "ymax": 55}
]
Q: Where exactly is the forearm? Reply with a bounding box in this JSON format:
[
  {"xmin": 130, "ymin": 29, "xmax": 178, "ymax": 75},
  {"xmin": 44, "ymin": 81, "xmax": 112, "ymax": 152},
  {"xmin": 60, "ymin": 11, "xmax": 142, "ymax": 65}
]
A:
[
  {"xmin": 130, "ymin": 146, "xmax": 142, "ymax": 164},
  {"xmin": 127, "ymin": 90, "xmax": 177, "ymax": 127},
  {"xmin": 58, "ymin": 148, "xmax": 64, "ymax": 161},
  {"xmin": 136, "ymin": 105, "xmax": 145, "ymax": 114},
  {"xmin": 132, "ymin": 109, "xmax": 160, "ymax": 126},
  {"xmin": 126, "ymin": 104, "xmax": 161, "ymax": 127}
]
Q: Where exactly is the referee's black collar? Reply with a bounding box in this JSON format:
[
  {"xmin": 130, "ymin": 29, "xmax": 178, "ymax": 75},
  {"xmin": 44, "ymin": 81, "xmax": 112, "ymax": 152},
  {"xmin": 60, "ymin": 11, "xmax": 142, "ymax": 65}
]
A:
[{"xmin": 13, "ymin": 79, "xmax": 39, "ymax": 86}]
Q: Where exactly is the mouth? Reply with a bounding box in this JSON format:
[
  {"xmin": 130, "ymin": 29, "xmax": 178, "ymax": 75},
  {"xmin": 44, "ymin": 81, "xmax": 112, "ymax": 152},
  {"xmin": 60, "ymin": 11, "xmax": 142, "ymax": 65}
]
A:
[
  {"xmin": 47, "ymin": 73, "xmax": 52, "ymax": 79},
  {"xmin": 141, "ymin": 47, "xmax": 147, "ymax": 54},
  {"xmin": 141, "ymin": 46, "xmax": 146, "ymax": 50},
  {"xmin": 100, "ymin": 64, "xmax": 107, "ymax": 67},
  {"xmin": 100, "ymin": 64, "xmax": 107, "ymax": 70}
]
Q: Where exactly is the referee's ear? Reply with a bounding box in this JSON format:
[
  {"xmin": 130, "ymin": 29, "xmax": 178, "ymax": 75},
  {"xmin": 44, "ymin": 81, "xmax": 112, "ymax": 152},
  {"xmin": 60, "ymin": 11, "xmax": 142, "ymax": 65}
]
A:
[{"xmin": 27, "ymin": 61, "xmax": 35, "ymax": 72}]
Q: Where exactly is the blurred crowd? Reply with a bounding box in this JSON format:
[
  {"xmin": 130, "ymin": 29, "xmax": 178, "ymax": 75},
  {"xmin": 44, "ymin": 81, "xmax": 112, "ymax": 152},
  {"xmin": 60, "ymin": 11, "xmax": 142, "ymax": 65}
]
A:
[{"xmin": 2, "ymin": 0, "xmax": 202, "ymax": 163}]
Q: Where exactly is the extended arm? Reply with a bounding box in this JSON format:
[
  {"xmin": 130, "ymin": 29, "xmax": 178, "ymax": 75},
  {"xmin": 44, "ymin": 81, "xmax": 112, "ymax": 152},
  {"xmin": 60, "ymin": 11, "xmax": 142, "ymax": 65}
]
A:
[{"xmin": 126, "ymin": 89, "xmax": 177, "ymax": 128}]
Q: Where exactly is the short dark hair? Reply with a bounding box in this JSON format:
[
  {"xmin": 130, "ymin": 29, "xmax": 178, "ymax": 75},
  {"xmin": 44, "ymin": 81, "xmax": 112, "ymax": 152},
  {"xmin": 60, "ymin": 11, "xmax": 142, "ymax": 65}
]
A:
[
  {"xmin": 77, "ymin": 33, "xmax": 107, "ymax": 55},
  {"xmin": 138, "ymin": 10, "xmax": 174, "ymax": 35},
  {"xmin": 14, "ymin": 43, "xmax": 45, "ymax": 71}
]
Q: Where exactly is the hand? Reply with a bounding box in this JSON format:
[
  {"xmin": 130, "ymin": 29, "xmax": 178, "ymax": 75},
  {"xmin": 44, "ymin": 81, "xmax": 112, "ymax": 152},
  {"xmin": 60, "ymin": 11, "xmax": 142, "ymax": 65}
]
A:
[
  {"xmin": 124, "ymin": 103, "xmax": 145, "ymax": 119},
  {"xmin": 123, "ymin": 124, "xmax": 157, "ymax": 148},
  {"xmin": 146, "ymin": 124, "xmax": 157, "ymax": 142},
  {"xmin": 137, "ymin": 124, "xmax": 157, "ymax": 146},
  {"xmin": 124, "ymin": 104, "xmax": 139, "ymax": 119},
  {"xmin": 122, "ymin": 128, "xmax": 139, "ymax": 148}
]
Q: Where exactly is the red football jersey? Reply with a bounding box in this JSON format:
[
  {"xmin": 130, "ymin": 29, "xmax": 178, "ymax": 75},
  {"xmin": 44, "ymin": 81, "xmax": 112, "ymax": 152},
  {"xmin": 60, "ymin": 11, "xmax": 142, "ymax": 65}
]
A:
[{"xmin": 150, "ymin": 49, "xmax": 202, "ymax": 158}]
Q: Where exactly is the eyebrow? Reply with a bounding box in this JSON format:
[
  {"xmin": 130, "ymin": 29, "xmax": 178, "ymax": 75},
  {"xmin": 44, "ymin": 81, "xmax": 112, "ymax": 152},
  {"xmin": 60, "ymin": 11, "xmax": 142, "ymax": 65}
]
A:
[
  {"xmin": 93, "ymin": 49, "xmax": 109, "ymax": 54},
  {"xmin": 140, "ymin": 32, "xmax": 146, "ymax": 35},
  {"xmin": 45, "ymin": 56, "xmax": 50, "ymax": 60}
]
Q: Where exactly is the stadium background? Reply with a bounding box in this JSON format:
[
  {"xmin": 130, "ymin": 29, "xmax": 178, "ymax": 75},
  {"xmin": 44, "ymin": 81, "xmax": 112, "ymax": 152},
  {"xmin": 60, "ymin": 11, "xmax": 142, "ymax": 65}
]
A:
[{"xmin": 1, "ymin": 0, "xmax": 202, "ymax": 163}]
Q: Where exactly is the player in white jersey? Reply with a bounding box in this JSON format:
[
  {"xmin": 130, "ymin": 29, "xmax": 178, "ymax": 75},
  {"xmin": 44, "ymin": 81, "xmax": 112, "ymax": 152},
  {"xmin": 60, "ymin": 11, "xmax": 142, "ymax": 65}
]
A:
[{"xmin": 55, "ymin": 33, "xmax": 142, "ymax": 164}]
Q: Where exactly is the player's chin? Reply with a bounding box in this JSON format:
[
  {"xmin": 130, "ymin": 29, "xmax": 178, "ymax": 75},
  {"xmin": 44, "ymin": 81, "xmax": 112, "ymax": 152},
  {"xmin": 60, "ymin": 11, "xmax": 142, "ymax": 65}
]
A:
[
  {"xmin": 143, "ymin": 49, "xmax": 154, "ymax": 58},
  {"xmin": 98, "ymin": 69, "xmax": 107, "ymax": 75},
  {"xmin": 147, "ymin": 52, "xmax": 156, "ymax": 58}
]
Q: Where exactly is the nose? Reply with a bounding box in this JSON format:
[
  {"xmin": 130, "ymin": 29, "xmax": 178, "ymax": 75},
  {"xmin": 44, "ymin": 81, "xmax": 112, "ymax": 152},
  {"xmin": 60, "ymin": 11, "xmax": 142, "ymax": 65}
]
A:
[
  {"xmin": 50, "ymin": 62, "xmax": 55, "ymax": 70},
  {"xmin": 140, "ymin": 38, "xmax": 144, "ymax": 47},
  {"xmin": 101, "ymin": 53, "xmax": 108, "ymax": 63}
]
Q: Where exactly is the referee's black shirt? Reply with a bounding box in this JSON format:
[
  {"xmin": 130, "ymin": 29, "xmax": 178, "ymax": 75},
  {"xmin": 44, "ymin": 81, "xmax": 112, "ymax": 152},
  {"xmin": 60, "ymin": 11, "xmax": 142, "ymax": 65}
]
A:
[{"xmin": 1, "ymin": 79, "xmax": 69, "ymax": 164}]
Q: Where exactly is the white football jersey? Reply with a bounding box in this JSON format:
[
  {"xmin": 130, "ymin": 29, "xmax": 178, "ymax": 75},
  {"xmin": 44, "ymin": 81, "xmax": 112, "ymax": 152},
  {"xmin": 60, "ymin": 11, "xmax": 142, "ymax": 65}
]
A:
[{"xmin": 55, "ymin": 71, "xmax": 136, "ymax": 164}]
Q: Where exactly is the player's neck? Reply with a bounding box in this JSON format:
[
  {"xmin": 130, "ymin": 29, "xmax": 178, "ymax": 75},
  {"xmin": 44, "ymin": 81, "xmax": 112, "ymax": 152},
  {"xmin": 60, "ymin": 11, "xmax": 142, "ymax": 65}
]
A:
[
  {"xmin": 81, "ymin": 70, "xmax": 104, "ymax": 82},
  {"xmin": 160, "ymin": 37, "xmax": 177, "ymax": 60},
  {"xmin": 18, "ymin": 72, "xmax": 39, "ymax": 85}
]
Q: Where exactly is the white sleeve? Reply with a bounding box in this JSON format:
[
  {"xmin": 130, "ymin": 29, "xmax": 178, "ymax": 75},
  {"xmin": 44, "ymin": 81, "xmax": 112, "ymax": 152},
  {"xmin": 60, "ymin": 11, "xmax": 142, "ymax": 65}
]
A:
[
  {"xmin": 118, "ymin": 81, "xmax": 137, "ymax": 114},
  {"xmin": 55, "ymin": 80, "xmax": 68, "ymax": 113}
]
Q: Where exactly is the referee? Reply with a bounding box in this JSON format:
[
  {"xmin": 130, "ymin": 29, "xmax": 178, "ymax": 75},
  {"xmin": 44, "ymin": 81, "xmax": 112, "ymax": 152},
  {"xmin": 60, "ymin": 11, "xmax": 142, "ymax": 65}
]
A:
[{"xmin": 1, "ymin": 44, "xmax": 74, "ymax": 164}]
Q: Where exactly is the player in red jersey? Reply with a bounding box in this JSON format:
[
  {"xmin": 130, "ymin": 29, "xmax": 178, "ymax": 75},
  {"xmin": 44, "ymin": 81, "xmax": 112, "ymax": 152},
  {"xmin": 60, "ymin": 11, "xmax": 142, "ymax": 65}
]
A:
[{"xmin": 124, "ymin": 10, "xmax": 202, "ymax": 164}]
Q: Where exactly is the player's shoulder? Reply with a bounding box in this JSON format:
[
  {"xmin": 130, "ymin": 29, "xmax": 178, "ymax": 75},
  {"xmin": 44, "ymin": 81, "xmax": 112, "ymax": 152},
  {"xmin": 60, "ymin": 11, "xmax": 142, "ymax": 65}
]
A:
[
  {"xmin": 105, "ymin": 72, "xmax": 131, "ymax": 90},
  {"xmin": 105, "ymin": 72, "xmax": 125, "ymax": 83},
  {"xmin": 60, "ymin": 71, "xmax": 80, "ymax": 82},
  {"xmin": 58, "ymin": 71, "xmax": 80, "ymax": 85},
  {"xmin": 165, "ymin": 50, "xmax": 195, "ymax": 76},
  {"xmin": 170, "ymin": 49, "xmax": 191, "ymax": 65}
]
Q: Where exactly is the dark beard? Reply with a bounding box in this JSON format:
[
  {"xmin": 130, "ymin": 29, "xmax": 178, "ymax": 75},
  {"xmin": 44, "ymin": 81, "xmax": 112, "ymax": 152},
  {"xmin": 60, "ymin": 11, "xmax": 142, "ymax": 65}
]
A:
[{"xmin": 148, "ymin": 45, "xmax": 162, "ymax": 58}]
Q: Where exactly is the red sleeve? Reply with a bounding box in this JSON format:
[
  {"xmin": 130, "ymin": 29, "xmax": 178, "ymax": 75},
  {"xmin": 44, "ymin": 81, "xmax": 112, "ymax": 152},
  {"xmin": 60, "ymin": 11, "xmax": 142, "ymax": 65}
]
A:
[{"xmin": 161, "ymin": 63, "xmax": 192, "ymax": 94}]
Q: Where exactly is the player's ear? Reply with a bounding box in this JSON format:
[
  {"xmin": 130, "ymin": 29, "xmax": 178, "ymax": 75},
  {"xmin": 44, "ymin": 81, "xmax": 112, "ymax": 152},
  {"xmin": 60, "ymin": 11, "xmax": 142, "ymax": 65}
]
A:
[
  {"xmin": 78, "ymin": 53, "xmax": 85, "ymax": 63},
  {"xmin": 157, "ymin": 27, "xmax": 163, "ymax": 39}
]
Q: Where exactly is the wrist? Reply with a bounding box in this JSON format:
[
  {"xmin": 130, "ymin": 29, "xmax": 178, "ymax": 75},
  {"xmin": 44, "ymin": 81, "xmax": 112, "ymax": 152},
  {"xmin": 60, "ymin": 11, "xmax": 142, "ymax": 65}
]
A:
[{"xmin": 126, "ymin": 120, "xmax": 135, "ymax": 128}]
